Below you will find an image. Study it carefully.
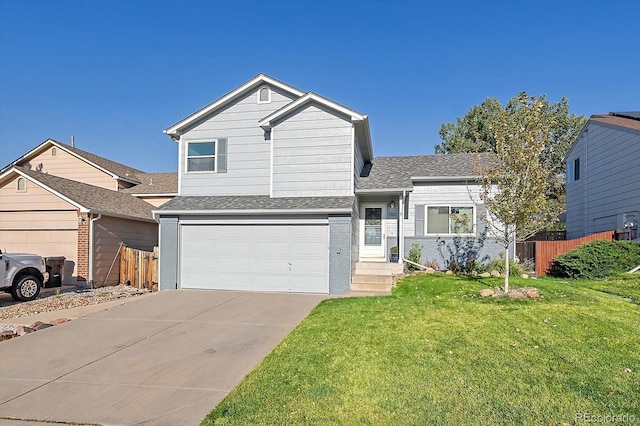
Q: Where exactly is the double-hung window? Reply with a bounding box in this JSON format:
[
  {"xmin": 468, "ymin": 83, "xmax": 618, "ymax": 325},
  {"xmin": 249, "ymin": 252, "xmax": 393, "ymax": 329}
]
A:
[
  {"xmin": 186, "ymin": 139, "xmax": 227, "ymax": 173},
  {"xmin": 416, "ymin": 205, "xmax": 474, "ymax": 235}
]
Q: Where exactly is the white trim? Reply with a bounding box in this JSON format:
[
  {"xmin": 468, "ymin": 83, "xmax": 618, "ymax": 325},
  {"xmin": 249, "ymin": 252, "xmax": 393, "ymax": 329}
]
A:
[
  {"xmin": 258, "ymin": 92, "xmax": 365, "ymax": 130},
  {"xmin": 129, "ymin": 193, "xmax": 178, "ymax": 197},
  {"xmin": 184, "ymin": 139, "xmax": 218, "ymax": 174},
  {"xmin": 257, "ymin": 85, "xmax": 271, "ymax": 104},
  {"xmin": 421, "ymin": 204, "xmax": 476, "ymax": 236},
  {"xmin": 177, "ymin": 136, "xmax": 183, "ymax": 196},
  {"xmin": 164, "ymin": 74, "xmax": 305, "ymax": 138}
]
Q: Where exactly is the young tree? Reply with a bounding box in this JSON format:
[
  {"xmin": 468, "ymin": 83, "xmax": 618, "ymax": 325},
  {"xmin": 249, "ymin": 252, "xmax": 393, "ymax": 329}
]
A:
[
  {"xmin": 436, "ymin": 94, "xmax": 586, "ymax": 207},
  {"xmin": 475, "ymin": 93, "xmax": 559, "ymax": 292}
]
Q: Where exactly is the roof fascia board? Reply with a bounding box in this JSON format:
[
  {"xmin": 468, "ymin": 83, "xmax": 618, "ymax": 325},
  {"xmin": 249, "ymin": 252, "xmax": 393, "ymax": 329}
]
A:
[
  {"xmin": 355, "ymin": 188, "xmax": 413, "ymax": 194},
  {"xmin": 411, "ymin": 176, "xmax": 479, "ymax": 182},
  {"xmin": 164, "ymin": 74, "xmax": 305, "ymax": 138},
  {"xmin": 154, "ymin": 207, "xmax": 353, "ymax": 216},
  {"xmin": 86, "ymin": 210, "xmax": 156, "ymax": 223},
  {"xmin": 130, "ymin": 193, "xmax": 179, "ymax": 197},
  {"xmin": 10, "ymin": 168, "xmax": 88, "ymax": 212},
  {"xmin": 259, "ymin": 92, "xmax": 365, "ymax": 130}
]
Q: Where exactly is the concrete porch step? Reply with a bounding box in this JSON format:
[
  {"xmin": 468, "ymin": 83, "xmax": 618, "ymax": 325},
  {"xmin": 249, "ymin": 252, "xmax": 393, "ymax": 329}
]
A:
[
  {"xmin": 350, "ymin": 274, "xmax": 394, "ymax": 292},
  {"xmin": 354, "ymin": 262, "xmax": 403, "ymax": 276}
]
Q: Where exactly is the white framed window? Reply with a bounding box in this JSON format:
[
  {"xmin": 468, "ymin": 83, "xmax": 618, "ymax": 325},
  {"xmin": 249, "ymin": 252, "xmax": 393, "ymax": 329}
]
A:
[
  {"xmin": 257, "ymin": 86, "xmax": 271, "ymax": 104},
  {"xmin": 416, "ymin": 205, "xmax": 475, "ymax": 236},
  {"xmin": 17, "ymin": 177, "xmax": 26, "ymax": 192},
  {"xmin": 185, "ymin": 139, "xmax": 227, "ymax": 173}
]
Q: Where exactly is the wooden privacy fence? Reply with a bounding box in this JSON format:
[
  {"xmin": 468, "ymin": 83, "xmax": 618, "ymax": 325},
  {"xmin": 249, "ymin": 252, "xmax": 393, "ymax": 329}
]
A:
[
  {"xmin": 533, "ymin": 230, "xmax": 615, "ymax": 277},
  {"xmin": 119, "ymin": 245, "xmax": 158, "ymax": 291}
]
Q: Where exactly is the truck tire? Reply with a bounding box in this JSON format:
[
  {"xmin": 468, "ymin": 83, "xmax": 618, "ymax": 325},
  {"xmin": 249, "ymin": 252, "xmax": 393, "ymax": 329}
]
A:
[{"xmin": 11, "ymin": 275, "xmax": 42, "ymax": 302}]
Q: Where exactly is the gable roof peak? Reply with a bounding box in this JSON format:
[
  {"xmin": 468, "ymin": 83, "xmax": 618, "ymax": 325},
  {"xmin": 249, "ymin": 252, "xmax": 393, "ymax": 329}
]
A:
[{"xmin": 163, "ymin": 74, "xmax": 305, "ymax": 139}]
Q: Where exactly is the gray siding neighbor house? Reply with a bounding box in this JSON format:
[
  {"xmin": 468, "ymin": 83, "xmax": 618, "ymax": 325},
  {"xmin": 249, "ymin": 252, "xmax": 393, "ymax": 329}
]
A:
[
  {"xmin": 155, "ymin": 74, "xmax": 505, "ymax": 294},
  {"xmin": 565, "ymin": 112, "xmax": 640, "ymax": 240}
]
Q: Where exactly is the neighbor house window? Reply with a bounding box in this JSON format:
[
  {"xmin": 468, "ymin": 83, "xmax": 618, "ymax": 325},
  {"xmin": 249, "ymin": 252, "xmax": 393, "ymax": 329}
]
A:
[
  {"xmin": 51, "ymin": 147, "xmax": 57, "ymax": 156},
  {"xmin": 416, "ymin": 205, "xmax": 474, "ymax": 235},
  {"xmin": 186, "ymin": 139, "xmax": 228, "ymax": 173},
  {"xmin": 17, "ymin": 177, "xmax": 26, "ymax": 192},
  {"xmin": 258, "ymin": 86, "xmax": 271, "ymax": 104},
  {"xmin": 568, "ymin": 157, "xmax": 580, "ymax": 182}
]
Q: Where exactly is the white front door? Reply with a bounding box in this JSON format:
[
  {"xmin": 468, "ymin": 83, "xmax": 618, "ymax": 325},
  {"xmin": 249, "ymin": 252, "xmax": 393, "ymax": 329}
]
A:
[{"xmin": 360, "ymin": 203, "xmax": 386, "ymax": 261}]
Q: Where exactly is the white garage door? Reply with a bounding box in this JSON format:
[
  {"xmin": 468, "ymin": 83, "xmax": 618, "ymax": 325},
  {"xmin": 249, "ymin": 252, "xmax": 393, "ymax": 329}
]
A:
[{"xmin": 180, "ymin": 224, "xmax": 329, "ymax": 293}]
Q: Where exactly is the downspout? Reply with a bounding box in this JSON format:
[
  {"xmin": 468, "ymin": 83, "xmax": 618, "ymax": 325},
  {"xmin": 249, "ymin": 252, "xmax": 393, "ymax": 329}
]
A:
[
  {"xmin": 399, "ymin": 190, "xmax": 426, "ymax": 270},
  {"xmin": 88, "ymin": 213, "xmax": 102, "ymax": 288}
]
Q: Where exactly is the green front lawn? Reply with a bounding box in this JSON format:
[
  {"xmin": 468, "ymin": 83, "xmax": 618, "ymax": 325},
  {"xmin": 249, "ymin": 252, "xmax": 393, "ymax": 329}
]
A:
[{"xmin": 203, "ymin": 275, "xmax": 640, "ymax": 425}]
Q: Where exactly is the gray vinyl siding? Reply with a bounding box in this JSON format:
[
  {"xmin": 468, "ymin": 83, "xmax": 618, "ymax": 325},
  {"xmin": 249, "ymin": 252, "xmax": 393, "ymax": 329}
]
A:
[
  {"xmin": 179, "ymin": 87, "xmax": 296, "ymax": 196},
  {"xmin": 272, "ymin": 104, "xmax": 353, "ymax": 197},
  {"xmin": 565, "ymin": 122, "xmax": 640, "ymax": 239},
  {"xmin": 404, "ymin": 182, "xmax": 506, "ymax": 266}
]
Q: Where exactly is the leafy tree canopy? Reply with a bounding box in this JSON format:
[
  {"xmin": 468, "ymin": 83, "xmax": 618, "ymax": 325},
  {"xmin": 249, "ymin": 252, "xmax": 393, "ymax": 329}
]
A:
[{"xmin": 436, "ymin": 94, "xmax": 586, "ymax": 203}]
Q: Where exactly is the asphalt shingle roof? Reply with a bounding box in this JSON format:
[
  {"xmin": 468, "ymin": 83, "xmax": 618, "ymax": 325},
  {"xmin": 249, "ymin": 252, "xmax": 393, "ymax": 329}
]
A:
[
  {"xmin": 356, "ymin": 153, "xmax": 490, "ymax": 191},
  {"xmin": 158, "ymin": 195, "xmax": 354, "ymax": 212},
  {"xmin": 18, "ymin": 167, "xmax": 155, "ymax": 221},
  {"xmin": 53, "ymin": 141, "xmax": 148, "ymax": 183},
  {"xmin": 120, "ymin": 173, "xmax": 178, "ymax": 194},
  {"xmin": 590, "ymin": 112, "xmax": 640, "ymax": 131}
]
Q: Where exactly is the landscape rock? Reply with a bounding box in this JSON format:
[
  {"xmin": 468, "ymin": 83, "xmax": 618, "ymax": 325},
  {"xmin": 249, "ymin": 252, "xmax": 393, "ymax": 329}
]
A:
[
  {"xmin": 50, "ymin": 318, "xmax": 71, "ymax": 326},
  {"xmin": 479, "ymin": 272, "xmax": 491, "ymax": 278},
  {"xmin": 490, "ymin": 270, "xmax": 501, "ymax": 278},
  {"xmin": 16, "ymin": 325, "xmax": 36, "ymax": 336},
  {"xmin": 0, "ymin": 330, "xmax": 17, "ymax": 341},
  {"xmin": 31, "ymin": 321, "xmax": 54, "ymax": 331},
  {"xmin": 445, "ymin": 270, "xmax": 454, "ymax": 275},
  {"xmin": 521, "ymin": 274, "xmax": 529, "ymax": 279},
  {"xmin": 479, "ymin": 289, "xmax": 495, "ymax": 297},
  {"xmin": 509, "ymin": 292, "xmax": 526, "ymax": 299},
  {"xmin": 425, "ymin": 267, "xmax": 435, "ymax": 274}
]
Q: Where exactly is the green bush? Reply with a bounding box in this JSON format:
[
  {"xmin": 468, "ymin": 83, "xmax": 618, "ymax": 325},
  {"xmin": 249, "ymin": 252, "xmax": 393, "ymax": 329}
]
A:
[
  {"xmin": 485, "ymin": 256, "xmax": 525, "ymax": 277},
  {"xmin": 549, "ymin": 240, "xmax": 640, "ymax": 279},
  {"xmin": 405, "ymin": 243, "xmax": 423, "ymax": 271}
]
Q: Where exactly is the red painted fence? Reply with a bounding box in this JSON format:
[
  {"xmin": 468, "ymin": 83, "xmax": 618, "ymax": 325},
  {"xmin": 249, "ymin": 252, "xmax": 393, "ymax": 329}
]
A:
[{"xmin": 534, "ymin": 230, "xmax": 615, "ymax": 276}]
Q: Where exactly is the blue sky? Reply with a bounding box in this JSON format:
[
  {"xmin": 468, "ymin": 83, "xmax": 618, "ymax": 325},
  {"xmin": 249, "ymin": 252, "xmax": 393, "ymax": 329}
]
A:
[{"xmin": 1, "ymin": 0, "xmax": 638, "ymax": 173}]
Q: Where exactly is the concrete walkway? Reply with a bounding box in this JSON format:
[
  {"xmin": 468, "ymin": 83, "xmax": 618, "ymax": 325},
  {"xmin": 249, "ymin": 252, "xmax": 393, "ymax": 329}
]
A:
[{"xmin": 0, "ymin": 290, "xmax": 327, "ymax": 425}]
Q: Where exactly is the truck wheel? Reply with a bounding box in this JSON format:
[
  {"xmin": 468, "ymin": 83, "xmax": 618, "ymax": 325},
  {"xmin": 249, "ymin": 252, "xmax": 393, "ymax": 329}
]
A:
[{"xmin": 11, "ymin": 275, "xmax": 42, "ymax": 302}]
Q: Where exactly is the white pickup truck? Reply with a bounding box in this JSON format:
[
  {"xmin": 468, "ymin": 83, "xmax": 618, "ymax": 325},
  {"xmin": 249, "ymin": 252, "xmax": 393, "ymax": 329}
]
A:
[{"xmin": 0, "ymin": 250, "xmax": 49, "ymax": 302}]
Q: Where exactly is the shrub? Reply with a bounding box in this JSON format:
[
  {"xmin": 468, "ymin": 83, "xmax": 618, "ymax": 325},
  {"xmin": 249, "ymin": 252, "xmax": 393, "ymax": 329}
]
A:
[
  {"xmin": 549, "ymin": 240, "xmax": 640, "ymax": 279},
  {"xmin": 485, "ymin": 255, "xmax": 525, "ymax": 277},
  {"xmin": 405, "ymin": 243, "xmax": 423, "ymax": 271}
]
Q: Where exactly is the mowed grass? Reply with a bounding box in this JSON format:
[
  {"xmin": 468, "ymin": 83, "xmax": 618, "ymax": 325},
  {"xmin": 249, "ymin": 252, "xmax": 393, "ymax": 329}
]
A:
[{"xmin": 203, "ymin": 274, "xmax": 640, "ymax": 425}]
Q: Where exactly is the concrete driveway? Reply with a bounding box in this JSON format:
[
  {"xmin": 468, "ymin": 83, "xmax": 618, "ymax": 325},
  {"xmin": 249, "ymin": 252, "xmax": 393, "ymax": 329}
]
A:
[{"xmin": 0, "ymin": 290, "xmax": 327, "ymax": 425}]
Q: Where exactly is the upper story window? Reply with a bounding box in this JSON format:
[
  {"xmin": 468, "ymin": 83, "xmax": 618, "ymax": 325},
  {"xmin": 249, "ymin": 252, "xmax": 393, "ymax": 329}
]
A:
[
  {"xmin": 51, "ymin": 147, "xmax": 57, "ymax": 156},
  {"xmin": 258, "ymin": 86, "xmax": 271, "ymax": 104},
  {"xmin": 17, "ymin": 177, "xmax": 26, "ymax": 192},
  {"xmin": 568, "ymin": 157, "xmax": 580, "ymax": 182},
  {"xmin": 186, "ymin": 139, "xmax": 227, "ymax": 173},
  {"xmin": 415, "ymin": 205, "xmax": 474, "ymax": 236}
]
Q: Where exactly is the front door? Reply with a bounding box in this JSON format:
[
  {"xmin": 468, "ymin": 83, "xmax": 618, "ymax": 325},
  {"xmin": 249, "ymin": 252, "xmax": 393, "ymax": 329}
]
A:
[{"xmin": 360, "ymin": 203, "xmax": 386, "ymax": 261}]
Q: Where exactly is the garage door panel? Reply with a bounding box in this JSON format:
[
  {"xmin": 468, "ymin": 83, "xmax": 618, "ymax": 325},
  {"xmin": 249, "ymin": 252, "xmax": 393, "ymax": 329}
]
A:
[{"xmin": 180, "ymin": 224, "xmax": 328, "ymax": 293}]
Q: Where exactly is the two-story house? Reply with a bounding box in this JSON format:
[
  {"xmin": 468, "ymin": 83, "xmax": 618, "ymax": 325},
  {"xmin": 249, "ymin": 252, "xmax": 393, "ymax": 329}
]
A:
[
  {"xmin": 0, "ymin": 139, "xmax": 177, "ymax": 286},
  {"xmin": 155, "ymin": 74, "xmax": 505, "ymax": 294},
  {"xmin": 565, "ymin": 112, "xmax": 640, "ymax": 240}
]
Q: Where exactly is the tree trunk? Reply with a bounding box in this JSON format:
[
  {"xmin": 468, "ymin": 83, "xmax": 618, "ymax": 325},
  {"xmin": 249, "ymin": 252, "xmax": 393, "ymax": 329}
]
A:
[{"xmin": 504, "ymin": 245, "xmax": 510, "ymax": 293}]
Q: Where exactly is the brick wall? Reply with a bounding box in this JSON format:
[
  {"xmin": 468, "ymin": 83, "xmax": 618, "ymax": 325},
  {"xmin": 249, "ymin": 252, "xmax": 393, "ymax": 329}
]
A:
[{"xmin": 76, "ymin": 212, "xmax": 89, "ymax": 281}]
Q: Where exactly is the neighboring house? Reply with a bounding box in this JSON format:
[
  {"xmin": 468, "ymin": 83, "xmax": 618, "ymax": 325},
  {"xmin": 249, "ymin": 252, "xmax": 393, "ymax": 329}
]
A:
[
  {"xmin": 0, "ymin": 139, "xmax": 178, "ymax": 285},
  {"xmin": 155, "ymin": 74, "xmax": 505, "ymax": 294},
  {"xmin": 565, "ymin": 112, "xmax": 640, "ymax": 240}
]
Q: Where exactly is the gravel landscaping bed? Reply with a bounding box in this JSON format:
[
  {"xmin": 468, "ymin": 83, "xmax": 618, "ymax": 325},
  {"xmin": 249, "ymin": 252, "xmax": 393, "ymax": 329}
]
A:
[{"xmin": 0, "ymin": 285, "xmax": 150, "ymax": 337}]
